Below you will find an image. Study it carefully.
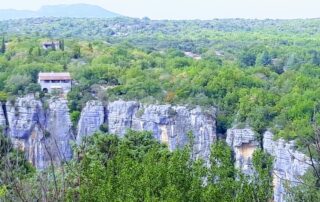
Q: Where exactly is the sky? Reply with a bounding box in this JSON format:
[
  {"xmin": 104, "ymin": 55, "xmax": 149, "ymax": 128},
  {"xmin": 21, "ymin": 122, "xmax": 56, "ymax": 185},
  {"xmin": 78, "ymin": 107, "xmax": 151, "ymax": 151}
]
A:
[{"xmin": 0, "ymin": 0, "xmax": 319, "ymax": 20}]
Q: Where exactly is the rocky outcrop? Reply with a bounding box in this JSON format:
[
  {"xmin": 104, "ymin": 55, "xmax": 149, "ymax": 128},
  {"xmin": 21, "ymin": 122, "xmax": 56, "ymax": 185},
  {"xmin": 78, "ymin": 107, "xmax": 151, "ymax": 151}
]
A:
[
  {"xmin": 4, "ymin": 96, "xmax": 73, "ymax": 169},
  {"xmin": 3, "ymin": 95, "xmax": 310, "ymax": 202},
  {"xmin": 226, "ymin": 128, "xmax": 259, "ymax": 175},
  {"xmin": 263, "ymin": 131, "xmax": 310, "ymax": 202},
  {"xmin": 6, "ymin": 95, "xmax": 44, "ymax": 139},
  {"xmin": 131, "ymin": 104, "xmax": 216, "ymax": 160},
  {"xmin": 77, "ymin": 100, "xmax": 216, "ymax": 161},
  {"xmin": 107, "ymin": 100, "xmax": 140, "ymax": 136},
  {"xmin": 77, "ymin": 100, "xmax": 105, "ymax": 143},
  {"xmin": 226, "ymin": 128, "xmax": 310, "ymax": 202},
  {"xmin": 4, "ymin": 96, "xmax": 216, "ymax": 169},
  {"xmin": 44, "ymin": 98, "xmax": 73, "ymax": 168}
]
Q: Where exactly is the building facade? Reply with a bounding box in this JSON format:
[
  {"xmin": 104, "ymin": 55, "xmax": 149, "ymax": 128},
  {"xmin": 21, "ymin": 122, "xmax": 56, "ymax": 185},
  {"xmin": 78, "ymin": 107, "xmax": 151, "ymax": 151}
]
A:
[{"xmin": 38, "ymin": 72, "xmax": 72, "ymax": 94}]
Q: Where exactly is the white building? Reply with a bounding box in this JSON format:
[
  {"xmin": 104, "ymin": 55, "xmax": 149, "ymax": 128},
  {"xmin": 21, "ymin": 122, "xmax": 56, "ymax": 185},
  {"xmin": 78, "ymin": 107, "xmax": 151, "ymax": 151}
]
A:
[
  {"xmin": 38, "ymin": 72, "xmax": 72, "ymax": 94},
  {"xmin": 42, "ymin": 41, "xmax": 60, "ymax": 50}
]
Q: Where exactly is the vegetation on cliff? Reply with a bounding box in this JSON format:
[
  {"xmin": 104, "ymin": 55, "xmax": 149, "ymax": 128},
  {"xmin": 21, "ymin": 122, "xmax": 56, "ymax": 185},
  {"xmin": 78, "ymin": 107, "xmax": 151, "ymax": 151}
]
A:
[{"xmin": 0, "ymin": 131, "xmax": 273, "ymax": 201}]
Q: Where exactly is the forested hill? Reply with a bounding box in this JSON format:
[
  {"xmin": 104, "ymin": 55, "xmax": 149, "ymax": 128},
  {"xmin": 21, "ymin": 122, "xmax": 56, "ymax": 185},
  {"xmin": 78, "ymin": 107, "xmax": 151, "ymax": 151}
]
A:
[
  {"xmin": 2, "ymin": 17, "xmax": 320, "ymax": 51},
  {"xmin": 0, "ymin": 4, "xmax": 121, "ymax": 20}
]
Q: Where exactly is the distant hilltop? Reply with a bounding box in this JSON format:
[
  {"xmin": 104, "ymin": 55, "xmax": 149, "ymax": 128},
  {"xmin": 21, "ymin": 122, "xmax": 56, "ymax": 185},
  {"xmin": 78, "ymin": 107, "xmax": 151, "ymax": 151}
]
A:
[{"xmin": 0, "ymin": 4, "xmax": 122, "ymax": 20}]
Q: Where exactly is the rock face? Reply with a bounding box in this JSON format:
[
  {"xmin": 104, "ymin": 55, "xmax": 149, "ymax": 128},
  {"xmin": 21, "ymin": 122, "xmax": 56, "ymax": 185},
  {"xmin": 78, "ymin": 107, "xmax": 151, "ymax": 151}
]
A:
[
  {"xmin": 226, "ymin": 128, "xmax": 259, "ymax": 175},
  {"xmin": 263, "ymin": 131, "xmax": 310, "ymax": 202},
  {"xmin": 3, "ymin": 96, "xmax": 216, "ymax": 169},
  {"xmin": 77, "ymin": 100, "xmax": 217, "ymax": 161},
  {"xmin": 3, "ymin": 95, "xmax": 73, "ymax": 169},
  {"xmin": 226, "ymin": 128, "xmax": 310, "ymax": 202},
  {"xmin": 77, "ymin": 100, "xmax": 105, "ymax": 143},
  {"xmin": 107, "ymin": 100, "xmax": 140, "ymax": 136},
  {"xmin": 131, "ymin": 104, "xmax": 216, "ymax": 160},
  {"xmin": 44, "ymin": 98, "xmax": 73, "ymax": 168},
  {"xmin": 6, "ymin": 95, "xmax": 44, "ymax": 139},
  {"xmin": 2, "ymin": 95, "xmax": 311, "ymax": 202}
]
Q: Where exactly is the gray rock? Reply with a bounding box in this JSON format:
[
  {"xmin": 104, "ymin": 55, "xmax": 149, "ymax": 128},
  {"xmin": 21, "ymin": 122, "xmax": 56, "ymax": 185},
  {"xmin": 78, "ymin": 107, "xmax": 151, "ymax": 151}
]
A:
[
  {"xmin": 107, "ymin": 100, "xmax": 140, "ymax": 136},
  {"xmin": 131, "ymin": 104, "xmax": 216, "ymax": 160},
  {"xmin": 226, "ymin": 128, "xmax": 310, "ymax": 202},
  {"xmin": 11, "ymin": 125, "xmax": 46, "ymax": 169},
  {"xmin": 7, "ymin": 95, "xmax": 44, "ymax": 139},
  {"xmin": 77, "ymin": 100, "xmax": 105, "ymax": 143},
  {"xmin": 78, "ymin": 100, "xmax": 216, "ymax": 161},
  {"xmin": 263, "ymin": 131, "xmax": 310, "ymax": 202},
  {"xmin": 6, "ymin": 95, "xmax": 73, "ymax": 169},
  {"xmin": 226, "ymin": 128, "xmax": 259, "ymax": 175},
  {"xmin": 44, "ymin": 97, "xmax": 73, "ymax": 168}
]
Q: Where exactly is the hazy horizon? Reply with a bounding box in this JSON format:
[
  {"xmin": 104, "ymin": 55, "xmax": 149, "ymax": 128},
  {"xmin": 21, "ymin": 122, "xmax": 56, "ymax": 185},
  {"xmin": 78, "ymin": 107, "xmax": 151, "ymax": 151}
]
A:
[{"xmin": 1, "ymin": 0, "xmax": 319, "ymax": 20}]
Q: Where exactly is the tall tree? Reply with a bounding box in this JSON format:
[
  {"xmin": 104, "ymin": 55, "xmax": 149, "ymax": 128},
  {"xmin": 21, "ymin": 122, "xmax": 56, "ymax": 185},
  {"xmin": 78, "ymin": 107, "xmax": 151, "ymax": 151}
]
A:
[
  {"xmin": 59, "ymin": 39, "xmax": 65, "ymax": 51},
  {"xmin": 0, "ymin": 37, "xmax": 5, "ymax": 54}
]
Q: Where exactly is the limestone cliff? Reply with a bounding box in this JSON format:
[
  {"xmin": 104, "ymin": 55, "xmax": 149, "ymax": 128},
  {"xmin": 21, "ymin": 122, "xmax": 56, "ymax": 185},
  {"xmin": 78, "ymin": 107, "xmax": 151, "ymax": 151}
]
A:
[
  {"xmin": 0, "ymin": 96, "xmax": 216, "ymax": 168},
  {"xmin": 77, "ymin": 100, "xmax": 105, "ymax": 143},
  {"xmin": 227, "ymin": 128, "xmax": 310, "ymax": 202},
  {"xmin": 1, "ymin": 95, "xmax": 73, "ymax": 169},
  {"xmin": 0, "ymin": 95, "xmax": 312, "ymax": 202},
  {"xmin": 77, "ymin": 100, "xmax": 216, "ymax": 160}
]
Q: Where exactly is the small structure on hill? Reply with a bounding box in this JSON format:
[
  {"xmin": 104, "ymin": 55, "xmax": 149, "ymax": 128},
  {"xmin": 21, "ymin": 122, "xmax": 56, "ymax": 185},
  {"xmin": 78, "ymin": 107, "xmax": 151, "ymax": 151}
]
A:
[
  {"xmin": 184, "ymin": 52, "xmax": 202, "ymax": 60},
  {"xmin": 38, "ymin": 72, "xmax": 72, "ymax": 94},
  {"xmin": 42, "ymin": 41, "xmax": 60, "ymax": 50}
]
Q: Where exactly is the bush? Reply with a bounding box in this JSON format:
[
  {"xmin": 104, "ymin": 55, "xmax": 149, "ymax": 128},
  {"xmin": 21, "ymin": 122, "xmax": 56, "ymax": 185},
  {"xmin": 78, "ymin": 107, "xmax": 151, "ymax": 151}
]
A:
[
  {"xmin": 0, "ymin": 91, "xmax": 7, "ymax": 102},
  {"xmin": 25, "ymin": 83, "xmax": 41, "ymax": 94},
  {"xmin": 4, "ymin": 75, "xmax": 31, "ymax": 95},
  {"xmin": 99, "ymin": 124, "xmax": 108, "ymax": 133},
  {"xmin": 70, "ymin": 111, "xmax": 81, "ymax": 126}
]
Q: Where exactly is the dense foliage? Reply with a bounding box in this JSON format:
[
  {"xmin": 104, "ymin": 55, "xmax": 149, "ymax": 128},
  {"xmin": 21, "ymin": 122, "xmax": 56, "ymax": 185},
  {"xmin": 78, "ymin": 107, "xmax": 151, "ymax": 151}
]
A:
[{"xmin": 0, "ymin": 131, "xmax": 273, "ymax": 201}]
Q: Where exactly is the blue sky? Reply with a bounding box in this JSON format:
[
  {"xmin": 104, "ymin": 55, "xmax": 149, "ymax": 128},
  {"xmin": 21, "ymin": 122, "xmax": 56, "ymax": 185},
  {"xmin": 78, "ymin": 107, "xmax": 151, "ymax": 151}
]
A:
[{"xmin": 1, "ymin": 0, "xmax": 319, "ymax": 20}]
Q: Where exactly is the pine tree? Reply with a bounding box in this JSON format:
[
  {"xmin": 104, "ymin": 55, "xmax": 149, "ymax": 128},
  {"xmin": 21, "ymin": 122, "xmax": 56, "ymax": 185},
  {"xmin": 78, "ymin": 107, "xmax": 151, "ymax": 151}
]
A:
[
  {"xmin": 0, "ymin": 37, "xmax": 5, "ymax": 54},
  {"xmin": 51, "ymin": 41, "xmax": 56, "ymax": 51},
  {"xmin": 59, "ymin": 39, "xmax": 65, "ymax": 51},
  {"xmin": 88, "ymin": 43, "xmax": 93, "ymax": 52}
]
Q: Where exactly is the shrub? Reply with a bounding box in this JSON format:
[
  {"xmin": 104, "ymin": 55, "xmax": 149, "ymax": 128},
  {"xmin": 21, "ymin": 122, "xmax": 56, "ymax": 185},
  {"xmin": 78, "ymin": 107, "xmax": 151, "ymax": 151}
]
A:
[
  {"xmin": 0, "ymin": 91, "xmax": 7, "ymax": 102},
  {"xmin": 99, "ymin": 124, "xmax": 108, "ymax": 133},
  {"xmin": 70, "ymin": 111, "xmax": 81, "ymax": 126}
]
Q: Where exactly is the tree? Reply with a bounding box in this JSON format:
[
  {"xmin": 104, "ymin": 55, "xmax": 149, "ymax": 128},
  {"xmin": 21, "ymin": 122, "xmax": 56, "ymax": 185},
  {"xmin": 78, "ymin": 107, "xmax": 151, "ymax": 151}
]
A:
[
  {"xmin": 59, "ymin": 39, "xmax": 65, "ymax": 51},
  {"xmin": 252, "ymin": 149, "xmax": 274, "ymax": 201},
  {"xmin": 205, "ymin": 140, "xmax": 237, "ymax": 201},
  {"xmin": 0, "ymin": 133, "xmax": 34, "ymax": 201},
  {"xmin": 0, "ymin": 37, "xmax": 5, "ymax": 54},
  {"xmin": 256, "ymin": 51, "xmax": 272, "ymax": 66},
  {"xmin": 72, "ymin": 45, "xmax": 81, "ymax": 59},
  {"xmin": 51, "ymin": 41, "xmax": 56, "ymax": 51},
  {"xmin": 25, "ymin": 83, "xmax": 41, "ymax": 94},
  {"xmin": 240, "ymin": 51, "xmax": 256, "ymax": 67},
  {"xmin": 4, "ymin": 75, "xmax": 31, "ymax": 95},
  {"xmin": 88, "ymin": 43, "xmax": 93, "ymax": 52}
]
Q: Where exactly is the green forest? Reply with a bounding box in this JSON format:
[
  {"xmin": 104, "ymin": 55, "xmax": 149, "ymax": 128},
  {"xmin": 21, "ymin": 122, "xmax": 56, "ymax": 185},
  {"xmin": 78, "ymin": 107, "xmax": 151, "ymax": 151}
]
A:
[{"xmin": 1, "ymin": 17, "xmax": 320, "ymax": 201}]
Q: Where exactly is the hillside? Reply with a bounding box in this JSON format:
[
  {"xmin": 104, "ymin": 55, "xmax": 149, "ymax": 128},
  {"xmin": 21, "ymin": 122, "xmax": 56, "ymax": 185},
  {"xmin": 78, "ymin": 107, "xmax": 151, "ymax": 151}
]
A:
[
  {"xmin": 0, "ymin": 4, "xmax": 121, "ymax": 20},
  {"xmin": 1, "ymin": 17, "xmax": 320, "ymax": 201}
]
